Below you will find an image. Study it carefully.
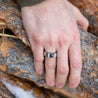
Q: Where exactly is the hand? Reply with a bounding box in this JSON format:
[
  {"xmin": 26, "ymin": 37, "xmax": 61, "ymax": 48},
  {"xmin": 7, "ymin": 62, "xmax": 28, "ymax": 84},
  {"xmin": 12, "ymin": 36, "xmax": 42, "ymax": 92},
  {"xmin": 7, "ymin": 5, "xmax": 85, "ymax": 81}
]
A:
[{"xmin": 21, "ymin": 0, "xmax": 89, "ymax": 88}]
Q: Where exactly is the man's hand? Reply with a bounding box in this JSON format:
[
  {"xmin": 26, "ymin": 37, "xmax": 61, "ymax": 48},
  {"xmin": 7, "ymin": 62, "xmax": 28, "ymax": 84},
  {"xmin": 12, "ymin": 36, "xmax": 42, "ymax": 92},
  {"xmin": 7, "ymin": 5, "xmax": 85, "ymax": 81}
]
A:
[{"xmin": 21, "ymin": 0, "xmax": 89, "ymax": 88}]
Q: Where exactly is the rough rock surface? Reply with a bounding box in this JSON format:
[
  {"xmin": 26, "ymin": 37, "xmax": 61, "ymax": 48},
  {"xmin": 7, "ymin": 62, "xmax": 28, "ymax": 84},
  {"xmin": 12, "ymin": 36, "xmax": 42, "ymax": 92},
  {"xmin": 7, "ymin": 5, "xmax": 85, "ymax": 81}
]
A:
[
  {"xmin": 0, "ymin": 0, "xmax": 98, "ymax": 98},
  {"xmin": 0, "ymin": 29, "xmax": 98, "ymax": 97},
  {"xmin": 0, "ymin": 76, "xmax": 14, "ymax": 98},
  {"xmin": 0, "ymin": 71, "xmax": 64, "ymax": 98},
  {"xmin": 0, "ymin": 0, "xmax": 98, "ymax": 47},
  {"xmin": 69, "ymin": 0, "xmax": 98, "ymax": 36},
  {"xmin": 0, "ymin": 0, "xmax": 30, "ymax": 46}
]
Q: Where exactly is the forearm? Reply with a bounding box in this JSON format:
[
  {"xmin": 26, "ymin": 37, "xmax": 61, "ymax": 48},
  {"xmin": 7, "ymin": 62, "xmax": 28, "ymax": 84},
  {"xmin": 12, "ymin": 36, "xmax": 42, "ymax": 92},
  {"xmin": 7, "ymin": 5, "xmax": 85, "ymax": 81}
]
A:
[{"xmin": 16, "ymin": 0, "xmax": 44, "ymax": 7}]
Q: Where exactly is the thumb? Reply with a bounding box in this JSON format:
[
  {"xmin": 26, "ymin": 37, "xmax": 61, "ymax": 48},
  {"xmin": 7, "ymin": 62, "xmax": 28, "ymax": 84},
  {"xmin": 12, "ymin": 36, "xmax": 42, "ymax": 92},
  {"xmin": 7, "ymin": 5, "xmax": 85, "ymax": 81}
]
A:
[{"xmin": 76, "ymin": 10, "xmax": 89, "ymax": 31}]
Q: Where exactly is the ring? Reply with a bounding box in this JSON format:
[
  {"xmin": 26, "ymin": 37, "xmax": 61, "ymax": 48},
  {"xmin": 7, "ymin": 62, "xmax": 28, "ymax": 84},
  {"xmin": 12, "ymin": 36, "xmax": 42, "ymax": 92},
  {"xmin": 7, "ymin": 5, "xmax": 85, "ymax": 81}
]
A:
[{"xmin": 44, "ymin": 51, "xmax": 57, "ymax": 58}]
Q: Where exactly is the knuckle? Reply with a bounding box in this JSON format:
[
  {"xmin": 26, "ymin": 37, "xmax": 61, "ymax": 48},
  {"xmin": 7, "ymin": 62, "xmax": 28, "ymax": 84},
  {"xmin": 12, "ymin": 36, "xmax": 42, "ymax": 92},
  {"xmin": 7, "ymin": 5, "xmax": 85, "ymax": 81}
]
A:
[
  {"xmin": 75, "ymin": 7, "xmax": 80, "ymax": 13},
  {"xmin": 33, "ymin": 34, "xmax": 43, "ymax": 45},
  {"xmin": 48, "ymin": 35, "xmax": 56, "ymax": 46},
  {"xmin": 58, "ymin": 29, "xmax": 73, "ymax": 48},
  {"xmin": 72, "ymin": 62, "xmax": 82, "ymax": 69},
  {"xmin": 57, "ymin": 81, "xmax": 65, "ymax": 84},
  {"xmin": 34, "ymin": 57, "xmax": 44, "ymax": 63},
  {"xmin": 56, "ymin": 81, "xmax": 65, "ymax": 85},
  {"xmin": 83, "ymin": 17, "xmax": 89, "ymax": 28},
  {"xmin": 36, "ymin": 38, "xmax": 42, "ymax": 45},
  {"xmin": 47, "ymin": 64, "xmax": 55, "ymax": 69},
  {"xmin": 85, "ymin": 19, "xmax": 89, "ymax": 27},
  {"xmin": 58, "ymin": 66, "xmax": 68, "ymax": 75},
  {"xmin": 58, "ymin": 36, "xmax": 69, "ymax": 48}
]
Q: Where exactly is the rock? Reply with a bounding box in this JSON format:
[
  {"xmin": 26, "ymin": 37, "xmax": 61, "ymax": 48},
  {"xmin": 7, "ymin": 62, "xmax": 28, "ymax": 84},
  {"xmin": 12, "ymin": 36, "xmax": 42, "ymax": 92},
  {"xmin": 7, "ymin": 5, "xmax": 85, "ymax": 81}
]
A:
[
  {"xmin": 0, "ymin": 0, "xmax": 98, "ymax": 47},
  {"xmin": 0, "ymin": 71, "xmax": 64, "ymax": 98},
  {"xmin": 0, "ymin": 0, "xmax": 30, "ymax": 46},
  {"xmin": 0, "ymin": 28, "xmax": 98, "ymax": 97},
  {"xmin": 0, "ymin": 0, "xmax": 98, "ymax": 97},
  {"xmin": 69, "ymin": 0, "xmax": 98, "ymax": 36},
  {"xmin": 0, "ymin": 79, "xmax": 14, "ymax": 98}
]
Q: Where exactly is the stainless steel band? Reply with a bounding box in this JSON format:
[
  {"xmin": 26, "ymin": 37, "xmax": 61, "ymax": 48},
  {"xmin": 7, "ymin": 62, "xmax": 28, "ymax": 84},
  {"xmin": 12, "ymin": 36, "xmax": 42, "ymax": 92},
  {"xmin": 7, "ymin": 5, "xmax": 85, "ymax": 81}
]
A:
[{"xmin": 44, "ymin": 51, "xmax": 57, "ymax": 58}]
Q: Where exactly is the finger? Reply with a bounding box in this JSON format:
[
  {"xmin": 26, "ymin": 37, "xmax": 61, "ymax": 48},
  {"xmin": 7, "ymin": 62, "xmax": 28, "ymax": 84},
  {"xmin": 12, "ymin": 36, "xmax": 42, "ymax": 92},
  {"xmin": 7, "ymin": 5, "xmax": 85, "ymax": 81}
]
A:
[
  {"xmin": 76, "ymin": 10, "xmax": 89, "ymax": 31},
  {"xmin": 56, "ymin": 47, "xmax": 69, "ymax": 88},
  {"xmin": 45, "ymin": 48, "xmax": 56, "ymax": 87},
  {"xmin": 32, "ymin": 45, "xmax": 44, "ymax": 74},
  {"xmin": 69, "ymin": 36, "xmax": 82, "ymax": 88}
]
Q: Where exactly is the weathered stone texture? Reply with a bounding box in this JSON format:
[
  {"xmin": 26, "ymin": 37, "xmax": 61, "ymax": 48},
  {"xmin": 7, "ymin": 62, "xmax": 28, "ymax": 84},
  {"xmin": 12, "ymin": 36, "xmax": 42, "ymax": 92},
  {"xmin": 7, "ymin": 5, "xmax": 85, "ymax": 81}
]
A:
[
  {"xmin": 0, "ymin": 0, "xmax": 98, "ymax": 46},
  {"xmin": 0, "ymin": 71, "xmax": 64, "ymax": 98},
  {"xmin": 0, "ymin": 28, "xmax": 98, "ymax": 97},
  {"xmin": 0, "ymin": 80, "xmax": 14, "ymax": 98},
  {"xmin": 0, "ymin": 0, "xmax": 98, "ymax": 98},
  {"xmin": 69, "ymin": 0, "xmax": 98, "ymax": 36}
]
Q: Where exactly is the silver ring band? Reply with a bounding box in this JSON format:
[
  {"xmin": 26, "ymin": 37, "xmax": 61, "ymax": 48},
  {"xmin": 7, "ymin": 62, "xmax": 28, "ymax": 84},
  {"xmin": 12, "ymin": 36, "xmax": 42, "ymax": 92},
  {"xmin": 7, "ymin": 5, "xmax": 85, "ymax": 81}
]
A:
[{"xmin": 44, "ymin": 51, "xmax": 57, "ymax": 58}]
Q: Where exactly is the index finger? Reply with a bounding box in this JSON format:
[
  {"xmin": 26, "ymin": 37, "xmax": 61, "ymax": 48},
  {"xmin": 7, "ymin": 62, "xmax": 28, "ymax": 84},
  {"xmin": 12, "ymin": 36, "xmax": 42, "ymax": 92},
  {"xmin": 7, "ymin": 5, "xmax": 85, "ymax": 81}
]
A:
[{"xmin": 69, "ymin": 34, "xmax": 82, "ymax": 88}]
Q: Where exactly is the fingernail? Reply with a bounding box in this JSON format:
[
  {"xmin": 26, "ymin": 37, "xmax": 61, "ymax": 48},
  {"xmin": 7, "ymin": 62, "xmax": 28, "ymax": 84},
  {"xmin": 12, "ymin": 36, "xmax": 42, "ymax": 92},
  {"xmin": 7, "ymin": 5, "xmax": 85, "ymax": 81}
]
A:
[
  {"xmin": 56, "ymin": 83, "xmax": 64, "ymax": 88},
  {"xmin": 70, "ymin": 81, "xmax": 78, "ymax": 88},
  {"xmin": 48, "ymin": 81, "xmax": 54, "ymax": 87}
]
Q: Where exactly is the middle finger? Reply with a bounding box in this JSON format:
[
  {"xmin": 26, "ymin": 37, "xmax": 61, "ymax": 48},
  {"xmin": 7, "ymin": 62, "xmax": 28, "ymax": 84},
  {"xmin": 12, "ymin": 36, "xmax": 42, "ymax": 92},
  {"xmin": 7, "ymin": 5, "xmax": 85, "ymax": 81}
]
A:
[{"xmin": 56, "ymin": 47, "xmax": 69, "ymax": 88}]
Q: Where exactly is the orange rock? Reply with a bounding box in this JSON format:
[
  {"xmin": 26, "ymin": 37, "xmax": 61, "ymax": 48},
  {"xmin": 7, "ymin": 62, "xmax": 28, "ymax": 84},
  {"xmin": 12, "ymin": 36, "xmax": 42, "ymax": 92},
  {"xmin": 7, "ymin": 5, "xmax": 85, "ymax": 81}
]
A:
[
  {"xmin": 0, "ymin": 0, "xmax": 98, "ymax": 48},
  {"xmin": 0, "ymin": 28, "xmax": 98, "ymax": 97},
  {"xmin": 69, "ymin": 0, "xmax": 98, "ymax": 36},
  {"xmin": 0, "ymin": 0, "xmax": 98, "ymax": 97},
  {"xmin": 0, "ymin": 71, "xmax": 64, "ymax": 98}
]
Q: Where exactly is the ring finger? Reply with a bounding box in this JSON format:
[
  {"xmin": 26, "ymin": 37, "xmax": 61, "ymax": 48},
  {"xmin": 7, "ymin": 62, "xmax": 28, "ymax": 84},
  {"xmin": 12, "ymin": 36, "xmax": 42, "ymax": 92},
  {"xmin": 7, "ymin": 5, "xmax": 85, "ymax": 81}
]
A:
[{"xmin": 45, "ymin": 47, "xmax": 56, "ymax": 87}]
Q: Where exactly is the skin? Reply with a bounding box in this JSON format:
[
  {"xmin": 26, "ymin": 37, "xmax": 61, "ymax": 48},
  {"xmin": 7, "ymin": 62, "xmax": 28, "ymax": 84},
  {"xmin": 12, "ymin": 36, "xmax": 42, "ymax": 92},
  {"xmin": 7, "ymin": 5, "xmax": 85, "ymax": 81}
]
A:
[{"xmin": 21, "ymin": 0, "xmax": 89, "ymax": 88}]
